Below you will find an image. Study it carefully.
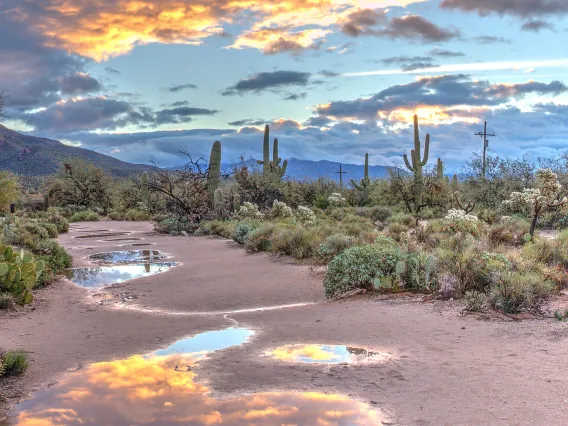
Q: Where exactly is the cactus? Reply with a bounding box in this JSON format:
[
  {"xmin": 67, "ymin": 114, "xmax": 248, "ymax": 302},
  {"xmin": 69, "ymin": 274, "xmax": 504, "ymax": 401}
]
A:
[
  {"xmin": 350, "ymin": 153, "xmax": 371, "ymax": 205},
  {"xmin": 0, "ymin": 245, "xmax": 43, "ymax": 305},
  {"xmin": 140, "ymin": 172, "xmax": 149, "ymax": 208},
  {"xmin": 257, "ymin": 125, "xmax": 288, "ymax": 179},
  {"xmin": 436, "ymin": 158, "xmax": 444, "ymax": 180},
  {"xmin": 403, "ymin": 115, "xmax": 430, "ymax": 211},
  {"xmin": 207, "ymin": 141, "xmax": 222, "ymax": 197}
]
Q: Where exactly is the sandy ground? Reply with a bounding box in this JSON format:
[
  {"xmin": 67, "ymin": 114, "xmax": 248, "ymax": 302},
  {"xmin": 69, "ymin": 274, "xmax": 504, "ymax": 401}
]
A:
[{"xmin": 2, "ymin": 221, "xmax": 568, "ymax": 425}]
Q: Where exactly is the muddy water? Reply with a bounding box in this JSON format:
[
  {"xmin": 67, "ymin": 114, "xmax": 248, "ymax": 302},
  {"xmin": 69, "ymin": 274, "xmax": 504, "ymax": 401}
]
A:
[
  {"xmin": 88, "ymin": 250, "xmax": 169, "ymax": 264},
  {"xmin": 7, "ymin": 329, "xmax": 380, "ymax": 425},
  {"xmin": 267, "ymin": 344, "xmax": 394, "ymax": 364},
  {"xmin": 63, "ymin": 263, "xmax": 177, "ymax": 288}
]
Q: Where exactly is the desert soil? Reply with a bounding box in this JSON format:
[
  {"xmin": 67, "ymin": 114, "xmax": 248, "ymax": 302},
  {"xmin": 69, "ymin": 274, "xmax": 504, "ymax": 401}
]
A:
[{"xmin": 2, "ymin": 221, "xmax": 568, "ymax": 425}]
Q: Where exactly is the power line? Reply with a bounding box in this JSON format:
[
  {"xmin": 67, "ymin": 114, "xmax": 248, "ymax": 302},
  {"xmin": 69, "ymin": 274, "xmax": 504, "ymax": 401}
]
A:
[
  {"xmin": 336, "ymin": 164, "xmax": 347, "ymax": 189},
  {"xmin": 475, "ymin": 121, "xmax": 496, "ymax": 180}
]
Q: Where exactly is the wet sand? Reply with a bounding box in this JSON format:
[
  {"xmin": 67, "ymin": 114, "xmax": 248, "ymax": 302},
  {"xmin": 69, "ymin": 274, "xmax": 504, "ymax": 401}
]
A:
[{"xmin": 2, "ymin": 221, "xmax": 568, "ymax": 425}]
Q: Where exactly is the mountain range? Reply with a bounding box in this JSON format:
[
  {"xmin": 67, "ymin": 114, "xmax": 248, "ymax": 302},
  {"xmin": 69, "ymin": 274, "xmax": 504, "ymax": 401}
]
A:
[{"xmin": 0, "ymin": 125, "xmax": 394, "ymax": 181}]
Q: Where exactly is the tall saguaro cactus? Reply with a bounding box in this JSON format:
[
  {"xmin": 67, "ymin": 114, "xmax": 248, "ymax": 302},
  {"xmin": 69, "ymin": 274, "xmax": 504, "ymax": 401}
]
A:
[
  {"xmin": 207, "ymin": 141, "xmax": 222, "ymax": 197},
  {"xmin": 403, "ymin": 115, "xmax": 430, "ymax": 211},
  {"xmin": 257, "ymin": 125, "xmax": 288, "ymax": 179},
  {"xmin": 140, "ymin": 172, "xmax": 149, "ymax": 208},
  {"xmin": 351, "ymin": 153, "xmax": 371, "ymax": 205},
  {"xmin": 436, "ymin": 158, "xmax": 444, "ymax": 180}
]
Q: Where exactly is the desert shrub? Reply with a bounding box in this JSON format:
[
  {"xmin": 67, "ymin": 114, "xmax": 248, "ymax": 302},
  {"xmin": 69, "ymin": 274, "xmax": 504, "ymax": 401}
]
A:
[
  {"xmin": 234, "ymin": 202, "xmax": 264, "ymax": 220},
  {"xmin": 245, "ymin": 224, "xmax": 276, "ymax": 253},
  {"xmin": 389, "ymin": 213, "xmax": 415, "ymax": 227},
  {"xmin": 327, "ymin": 193, "xmax": 346, "ymax": 207},
  {"xmin": 38, "ymin": 222, "xmax": 58, "ymax": 238},
  {"xmin": 438, "ymin": 273, "xmax": 459, "ymax": 299},
  {"xmin": 522, "ymin": 231, "xmax": 568, "ymax": 268},
  {"xmin": 296, "ymin": 206, "xmax": 316, "ymax": 225},
  {"xmin": 374, "ymin": 235, "xmax": 398, "ymax": 249},
  {"xmin": 316, "ymin": 234, "xmax": 356, "ymax": 262},
  {"xmin": 489, "ymin": 271, "xmax": 554, "ymax": 313},
  {"xmin": 478, "ymin": 208, "xmax": 500, "ymax": 225},
  {"xmin": 2, "ymin": 224, "xmax": 41, "ymax": 251},
  {"xmin": 324, "ymin": 244, "xmax": 400, "ymax": 298},
  {"xmin": 208, "ymin": 221, "xmax": 235, "ymax": 239},
  {"xmin": 488, "ymin": 217, "xmax": 531, "ymax": 247},
  {"xmin": 1, "ymin": 350, "xmax": 29, "ymax": 376},
  {"xmin": 387, "ymin": 222, "xmax": 409, "ymax": 241},
  {"xmin": 194, "ymin": 222, "xmax": 213, "ymax": 236},
  {"xmin": 464, "ymin": 291, "xmax": 487, "ymax": 312},
  {"xmin": 124, "ymin": 209, "xmax": 152, "ymax": 221},
  {"xmin": 154, "ymin": 218, "xmax": 193, "ymax": 235},
  {"xmin": 271, "ymin": 225, "xmax": 325, "ymax": 259},
  {"xmin": 69, "ymin": 210, "xmax": 100, "ymax": 222},
  {"xmin": 443, "ymin": 209, "xmax": 480, "ymax": 236},
  {"xmin": 34, "ymin": 240, "xmax": 73, "ymax": 286},
  {"xmin": 418, "ymin": 207, "xmax": 436, "ymax": 220},
  {"xmin": 397, "ymin": 251, "xmax": 437, "ymax": 291},
  {"xmin": 232, "ymin": 222, "xmax": 256, "ymax": 245},
  {"xmin": 22, "ymin": 223, "xmax": 49, "ymax": 240},
  {"xmin": 0, "ymin": 293, "xmax": 15, "ymax": 309},
  {"xmin": 107, "ymin": 210, "xmax": 124, "ymax": 221},
  {"xmin": 313, "ymin": 195, "xmax": 330, "ymax": 209},
  {"xmin": 269, "ymin": 200, "xmax": 294, "ymax": 219},
  {"xmin": 46, "ymin": 210, "xmax": 69, "ymax": 233}
]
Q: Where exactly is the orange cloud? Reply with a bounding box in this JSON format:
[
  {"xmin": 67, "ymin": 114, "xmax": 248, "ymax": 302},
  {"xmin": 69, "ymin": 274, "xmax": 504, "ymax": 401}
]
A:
[
  {"xmin": 14, "ymin": 352, "xmax": 383, "ymax": 425},
  {"xmin": 8, "ymin": 0, "xmax": 427, "ymax": 61}
]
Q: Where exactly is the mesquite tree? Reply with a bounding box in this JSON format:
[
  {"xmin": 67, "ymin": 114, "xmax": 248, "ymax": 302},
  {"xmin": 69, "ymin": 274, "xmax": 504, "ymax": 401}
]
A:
[{"xmin": 503, "ymin": 168, "xmax": 568, "ymax": 238}]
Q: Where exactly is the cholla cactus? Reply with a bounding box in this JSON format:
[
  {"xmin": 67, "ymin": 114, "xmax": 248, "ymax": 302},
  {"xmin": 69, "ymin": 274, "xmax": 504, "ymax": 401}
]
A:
[
  {"xmin": 234, "ymin": 202, "xmax": 264, "ymax": 220},
  {"xmin": 503, "ymin": 168, "xmax": 568, "ymax": 237},
  {"xmin": 296, "ymin": 206, "xmax": 316, "ymax": 225},
  {"xmin": 443, "ymin": 208, "xmax": 480, "ymax": 236},
  {"xmin": 328, "ymin": 193, "xmax": 346, "ymax": 207},
  {"xmin": 270, "ymin": 200, "xmax": 294, "ymax": 218}
]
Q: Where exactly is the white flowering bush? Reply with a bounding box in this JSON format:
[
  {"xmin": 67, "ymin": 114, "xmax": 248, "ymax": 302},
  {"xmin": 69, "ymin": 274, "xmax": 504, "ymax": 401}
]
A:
[
  {"xmin": 234, "ymin": 202, "xmax": 264, "ymax": 220},
  {"xmin": 296, "ymin": 206, "xmax": 316, "ymax": 225},
  {"xmin": 502, "ymin": 168, "xmax": 568, "ymax": 237},
  {"xmin": 269, "ymin": 200, "xmax": 294, "ymax": 218},
  {"xmin": 443, "ymin": 208, "xmax": 480, "ymax": 236},
  {"xmin": 328, "ymin": 193, "xmax": 346, "ymax": 207}
]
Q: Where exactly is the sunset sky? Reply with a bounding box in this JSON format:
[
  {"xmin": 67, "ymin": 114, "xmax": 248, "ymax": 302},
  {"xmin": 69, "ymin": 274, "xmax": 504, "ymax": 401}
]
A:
[{"xmin": 1, "ymin": 0, "xmax": 567, "ymax": 169}]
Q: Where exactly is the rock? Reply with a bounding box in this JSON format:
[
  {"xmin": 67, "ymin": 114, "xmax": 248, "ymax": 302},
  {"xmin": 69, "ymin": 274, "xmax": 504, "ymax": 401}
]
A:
[{"xmin": 180, "ymin": 231, "xmax": 189, "ymax": 237}]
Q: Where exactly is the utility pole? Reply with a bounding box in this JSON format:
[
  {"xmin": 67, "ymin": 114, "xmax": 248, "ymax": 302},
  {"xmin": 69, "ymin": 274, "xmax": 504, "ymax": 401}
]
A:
[
  {"xmin": 475, "ymin": 121, "xmax": 496, "ymax": 180},
  {"xmin": 336, "ymin": 164, "xmax": 347, "ymax": 189}
]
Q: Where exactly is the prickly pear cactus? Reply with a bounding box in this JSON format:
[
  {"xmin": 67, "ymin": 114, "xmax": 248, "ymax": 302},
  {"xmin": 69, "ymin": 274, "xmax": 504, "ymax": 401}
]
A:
[{"xmin": 0, "ymin": 245, "xmax": 43, "ymax": 306}]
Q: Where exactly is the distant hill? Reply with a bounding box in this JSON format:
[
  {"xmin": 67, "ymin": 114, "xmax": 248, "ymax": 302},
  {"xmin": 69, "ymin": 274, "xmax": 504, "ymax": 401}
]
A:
[
  {"xmin": 0, "ymin": 125, "xmax": 150, "ymax": 177},
  {"xmin": 285, "ymin": 158, "xmax": 396, "ymax": 182}
]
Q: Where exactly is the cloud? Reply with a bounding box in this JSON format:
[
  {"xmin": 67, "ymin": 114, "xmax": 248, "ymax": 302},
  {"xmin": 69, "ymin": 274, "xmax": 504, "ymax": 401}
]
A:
[
  {"xmin": 314, "ymin": 74, "xmax": 567, "ymax": 122},
  {"xmin": 58, "ymin": 73, "xmax": 101, "ymax": 95},
  {"xmin": 4, "ymin": 0, "xmax": 428, "ymax": 59},
  {"xmin": 164, "ymin": 83, "xmax": 198, "ymax": 93},
  {"xmin": 222, "ymin": 71, "xmax": 312, "ymax": 96},
  {"xmin": 155, "ymin": 107, "xmax": 219, "ymax": 124},
  {"xmin": 15, "ymin": 97, "xmax": 219, "ymax": 133},
  {"xmin": 105, "ymin": 67, "xmax": 120, "ymax": 75},
  {"xmin": 339, "ymin": 8, "xmax": 386, "ymax": 36},
  {"xmin": 283, "ymin": 92, "xmax": 307, "ymax": 101},
  {"xmin": 167, "ymin": 101, "xmax": 190, "ymax": 107},
  {"xmin": 440, "ymin": 0, "xmax": 568, "ymax": 17},
  {"xmin": 228, "ymin": 119, "xmax": 270, "ymax": 127},
  {"xmin": 376, "ymin": 15, "xmax": 460, "ymax": 42},
  {"xmin": 521, "ymin": 20, "xmax": 555, "ymax": 32},
  {"xmin": 428, "ymin": 48, "xmax": 466, "ymax": 57},
  {"xmin": 473, "ymin": 35, "xmax": 511, "ymax": 44},
  {"xmin": 381, "ymin": 56, "xmax": 440, "ymax": 71}
]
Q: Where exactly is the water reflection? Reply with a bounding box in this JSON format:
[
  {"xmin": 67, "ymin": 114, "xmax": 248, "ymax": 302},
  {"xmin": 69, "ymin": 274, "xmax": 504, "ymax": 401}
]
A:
[
  {"xmin": 88, "ymin": 250, "xmax": 168, "ymax": 264},
  {"xmin": 9, "ymin": 329, "xmax": 380, "ymax": 425},
  {"xmin": 63, "ymin": 263, "xmax": 177, "ymax": 288},
  {"xmin": 267, "ymin": 344, "xmax": 393, "ymax": 364}
]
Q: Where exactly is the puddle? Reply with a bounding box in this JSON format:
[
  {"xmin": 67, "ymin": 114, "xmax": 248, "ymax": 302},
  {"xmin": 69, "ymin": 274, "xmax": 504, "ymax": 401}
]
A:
[
  {"xmin": 118, "ymin": 243, "xmax": 155, "ymax": 247},
  {"xmin": 88, "ymin": 250, "xmax": 168, "ymax": 264},
  {"xmin": 267, "ymin": 344, "xmax": 393, "ymax": 364},
  {"xmin": 63, "ymin": 263, "xmax": 177, "ymax": 288},
  {"xmin": 74, "ymin": 233, "xmax": 129, "ymax": 239},
  {"xmin": 102, "ymin": 238, "xmax": 142, "ymax": 242},
  {"xmin": 7, "ymin": 329, "xmax": 381, "ymax": 425}
]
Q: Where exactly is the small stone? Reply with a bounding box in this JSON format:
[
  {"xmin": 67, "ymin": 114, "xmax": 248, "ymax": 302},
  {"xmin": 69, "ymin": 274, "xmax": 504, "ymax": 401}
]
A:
[{"xmin": 180, "ymin": 231, "xmax": 189, "ymax": 237}]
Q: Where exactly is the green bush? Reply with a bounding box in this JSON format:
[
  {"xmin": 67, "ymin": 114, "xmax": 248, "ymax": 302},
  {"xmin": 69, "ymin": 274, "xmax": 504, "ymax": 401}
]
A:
[
  {"xmin": 69, "ymin": 210, "xmax": 100, "ymax": 222},
  {"xmin": 397, "ymin": 251, "xmax": 437, "ymax": 291},
  {"xmin": 489, "ymin": 271, "xmax": 554, "ymax": 313},
  {"xmin": 324, "ymin": 244, "xmax": 400, "ymax": 298},
  {"xmin": 34, "ymin": 240, "xmax": 73, "ymax": 286},
  {"xmin": 23, "ymin": 223, "xmax": 49, "ymax": 240},
  {"xmin": 387, "ymin": 222, "xmax": 409, "ymax": 240},
  {"xmin": 232, "ymin": 222, "xmax": 256, "ymax": 245},
  {"xmin": 316, "ymin": 234, "xmax": 356, "ymax": 262},
  {"xmin": 107, "ymin": 211, "xmax": 124, "ymax": 221},
  {"xmin": 38, "ymin": 222, "xmax": 58, "ymax": 238},
  {"xmin": 124, "ymin": 209, "xmax": 151, "ymax": 221},
  {"xmin": 1, "ymin": 350, "xmax": 29, "ymax": 376},
  {"xmin": 271, "ymin": 225, "xmax": 325, "ymax": 259},
  {"xmin": 488, "ymin": 217, "xmax": 530, "ymax": 247},
  {"xmin": 154, "ymin": 218, "xmax": 193, "ymax": 235},
  {"xmin": 389, "ymin": 213, "xmax": 415, "ymax": 227},
  {"xmin": 245, "ymin": 224, "xmax": 276, "ymax": 253},
  {"xmin": 208, "ymin": 220, "xmax": 236, "ymax": 239},
  {"xmin": 464, "ymin": 290, "xmax": 487, "ymax": 312},
  {"xmin": 46, "ymin": 210, "xmax": 69, "ymax": 233},
  {"xmin": 194, "ymin": 222, "xmax": 213, "ymax": 236}
]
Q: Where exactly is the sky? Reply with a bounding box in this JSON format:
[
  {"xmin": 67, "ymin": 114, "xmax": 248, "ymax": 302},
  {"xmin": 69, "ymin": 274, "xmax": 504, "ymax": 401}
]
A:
[{"xmin": 1, "ymin": 0, "xmax": 568, "ymax": 170}]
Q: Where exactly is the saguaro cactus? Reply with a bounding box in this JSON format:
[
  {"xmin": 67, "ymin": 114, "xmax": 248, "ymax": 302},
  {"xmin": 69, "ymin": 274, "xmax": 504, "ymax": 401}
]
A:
[
  {"xmin": 436, "ymin": 158, "xmax": 444, "ymax": 180},
  {"xmin": 207, "ymin": 141, "xmax": 222, "ymax": 197},
  {"xmin": 140, "ymin": 172, "xmax": 149, "ymax": 208},
  {"xmin": 257, "ymin": 125, "xmax": 288, "ymax": 179},
  {"xmin": 403, "ymin": 115, "xmax": 430, "ymax": 211}
]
